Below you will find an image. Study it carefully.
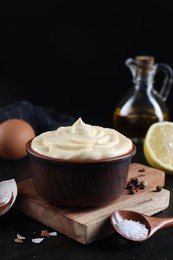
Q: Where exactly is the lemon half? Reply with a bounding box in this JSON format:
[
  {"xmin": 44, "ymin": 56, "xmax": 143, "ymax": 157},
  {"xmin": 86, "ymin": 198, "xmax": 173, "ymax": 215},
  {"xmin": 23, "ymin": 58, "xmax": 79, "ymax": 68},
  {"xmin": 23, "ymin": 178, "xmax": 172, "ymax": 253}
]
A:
[{"xmin": 143, "ymin": 121, "xmax": 173, "ymax": 173}]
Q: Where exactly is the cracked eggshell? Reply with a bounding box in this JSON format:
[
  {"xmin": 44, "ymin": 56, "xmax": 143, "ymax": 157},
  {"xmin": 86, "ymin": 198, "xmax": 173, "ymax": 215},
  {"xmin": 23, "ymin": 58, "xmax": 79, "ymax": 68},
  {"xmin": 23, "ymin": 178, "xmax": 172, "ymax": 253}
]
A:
[{"xmin": 0, "ymin": 178, "xmax": 18, "ymax": 216}]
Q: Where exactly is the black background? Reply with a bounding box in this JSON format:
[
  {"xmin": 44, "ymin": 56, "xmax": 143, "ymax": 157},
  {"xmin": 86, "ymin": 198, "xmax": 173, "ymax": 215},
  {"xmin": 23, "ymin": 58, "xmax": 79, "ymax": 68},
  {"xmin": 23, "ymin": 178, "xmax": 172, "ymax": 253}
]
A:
[{"xmin": 1, "ymin": 1, "xmax": 173, "ymax": 127}]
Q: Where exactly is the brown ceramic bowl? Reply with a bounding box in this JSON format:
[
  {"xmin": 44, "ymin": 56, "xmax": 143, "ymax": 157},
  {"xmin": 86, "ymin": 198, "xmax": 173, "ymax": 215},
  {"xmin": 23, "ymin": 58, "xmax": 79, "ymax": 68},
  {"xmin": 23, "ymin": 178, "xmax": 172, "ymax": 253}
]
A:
[{"xmin": 26, "ymin": 139, "xmax": 136, "ymax": 207}]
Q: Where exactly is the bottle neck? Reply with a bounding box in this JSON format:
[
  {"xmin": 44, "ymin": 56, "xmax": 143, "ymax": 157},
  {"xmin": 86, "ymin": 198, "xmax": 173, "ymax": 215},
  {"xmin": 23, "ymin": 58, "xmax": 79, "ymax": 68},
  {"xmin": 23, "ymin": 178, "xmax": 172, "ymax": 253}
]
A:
[{"xmin": 133, "ymin": 70, "xmax": 155, "ymax": 90}]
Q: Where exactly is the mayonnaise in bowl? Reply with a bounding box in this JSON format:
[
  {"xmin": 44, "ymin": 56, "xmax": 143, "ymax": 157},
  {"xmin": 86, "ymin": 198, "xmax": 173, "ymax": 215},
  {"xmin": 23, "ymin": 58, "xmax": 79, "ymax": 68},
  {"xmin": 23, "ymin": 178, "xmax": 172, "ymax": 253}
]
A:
[{"xmin": 31, "ymin": 118, "xmax": 133, "ymax": 160}]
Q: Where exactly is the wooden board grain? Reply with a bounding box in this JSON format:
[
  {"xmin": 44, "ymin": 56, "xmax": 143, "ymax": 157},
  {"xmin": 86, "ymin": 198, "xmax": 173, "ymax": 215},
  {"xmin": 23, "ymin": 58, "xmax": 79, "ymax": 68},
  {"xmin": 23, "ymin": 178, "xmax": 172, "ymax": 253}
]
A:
[{"xmin": 15, "ymin": 163, "xmax": 170, "ymax": 244}]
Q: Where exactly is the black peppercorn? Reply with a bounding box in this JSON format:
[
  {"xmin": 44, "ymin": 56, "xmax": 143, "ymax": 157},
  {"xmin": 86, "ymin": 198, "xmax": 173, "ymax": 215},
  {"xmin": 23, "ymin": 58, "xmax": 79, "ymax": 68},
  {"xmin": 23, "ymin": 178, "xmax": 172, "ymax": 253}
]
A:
[
  {"xmin": 130, "ymin": 177, "xmax": 139, "ymax": 185},
  {"xmin": 126, "ymin": 182, "xmax": 133, "ymax": 190},
  {"xmin": 129, "ymin": 187, "xmax": 136, "ymax": 194}
]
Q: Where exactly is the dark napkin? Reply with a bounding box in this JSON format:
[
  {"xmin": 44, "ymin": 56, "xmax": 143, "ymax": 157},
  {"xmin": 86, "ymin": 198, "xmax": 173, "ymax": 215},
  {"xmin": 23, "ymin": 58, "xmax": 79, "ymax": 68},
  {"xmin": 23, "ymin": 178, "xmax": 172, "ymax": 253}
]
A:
[{"xmin": 0, "ymin": 100, "xmax": 76, "ymax": 135}]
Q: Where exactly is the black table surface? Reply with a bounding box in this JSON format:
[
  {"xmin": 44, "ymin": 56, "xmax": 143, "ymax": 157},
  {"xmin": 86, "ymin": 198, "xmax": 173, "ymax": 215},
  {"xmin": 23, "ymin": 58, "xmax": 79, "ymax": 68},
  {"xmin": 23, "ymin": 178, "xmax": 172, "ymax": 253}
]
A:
[{"xmin": 1, "ymin": 144, "xmax": 173, "ymax": 260}]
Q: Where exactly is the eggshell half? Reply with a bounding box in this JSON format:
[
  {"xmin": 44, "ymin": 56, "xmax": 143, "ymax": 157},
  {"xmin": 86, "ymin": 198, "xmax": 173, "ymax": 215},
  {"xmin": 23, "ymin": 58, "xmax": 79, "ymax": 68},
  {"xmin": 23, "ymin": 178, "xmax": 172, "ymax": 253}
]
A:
[{"xmin": 0, "ymin": 178, "xmax": 18, "ymax": 216}]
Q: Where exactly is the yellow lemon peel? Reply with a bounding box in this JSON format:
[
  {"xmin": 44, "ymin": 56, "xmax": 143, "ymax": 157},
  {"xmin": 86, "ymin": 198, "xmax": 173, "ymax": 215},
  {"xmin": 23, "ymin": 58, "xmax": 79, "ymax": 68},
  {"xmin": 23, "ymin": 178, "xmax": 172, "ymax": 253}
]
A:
[{"xmin": 143, "ymin": 121, "xmax": 173, "ymax": 173}]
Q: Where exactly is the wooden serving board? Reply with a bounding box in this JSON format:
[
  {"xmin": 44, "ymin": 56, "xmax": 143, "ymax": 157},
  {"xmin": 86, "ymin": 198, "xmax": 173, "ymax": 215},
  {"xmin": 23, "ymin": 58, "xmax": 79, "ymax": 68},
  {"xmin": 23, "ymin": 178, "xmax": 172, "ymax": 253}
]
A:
[{"xmin": 15, "ymin": 163, "xmax": 170, "ymax": 244}]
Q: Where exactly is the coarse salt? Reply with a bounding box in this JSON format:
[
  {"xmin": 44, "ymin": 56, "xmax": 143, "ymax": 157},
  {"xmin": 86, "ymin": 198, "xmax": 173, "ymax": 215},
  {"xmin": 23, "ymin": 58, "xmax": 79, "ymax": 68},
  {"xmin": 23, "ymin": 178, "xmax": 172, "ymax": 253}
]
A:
[{"xmin": 116, "ymin": 219, "xmax": 148, "ymax": 239}]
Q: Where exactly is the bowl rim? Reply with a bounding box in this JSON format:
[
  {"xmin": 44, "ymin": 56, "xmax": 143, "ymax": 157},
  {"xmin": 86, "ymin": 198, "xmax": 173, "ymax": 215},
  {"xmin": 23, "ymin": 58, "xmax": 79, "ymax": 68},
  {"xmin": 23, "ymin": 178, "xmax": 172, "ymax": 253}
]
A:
[{"xmin": 26, "ymin": 138, "xmax": 136, "ymax": 164}]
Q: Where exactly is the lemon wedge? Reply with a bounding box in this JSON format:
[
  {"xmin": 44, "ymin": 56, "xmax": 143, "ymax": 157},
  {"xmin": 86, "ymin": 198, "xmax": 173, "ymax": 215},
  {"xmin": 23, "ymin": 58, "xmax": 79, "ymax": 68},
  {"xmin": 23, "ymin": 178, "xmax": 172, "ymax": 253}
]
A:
[{"xmin": 143, "ymin": 121, "xmax": 173, "ymax": 173}]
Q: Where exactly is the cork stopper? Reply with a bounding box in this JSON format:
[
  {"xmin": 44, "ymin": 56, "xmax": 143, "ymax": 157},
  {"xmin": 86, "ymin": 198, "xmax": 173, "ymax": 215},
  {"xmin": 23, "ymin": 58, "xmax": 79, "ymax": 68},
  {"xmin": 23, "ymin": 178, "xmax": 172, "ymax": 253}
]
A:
[{"xmin": 135, "ymin": 56, "xmax": 155, "ymax": 72}]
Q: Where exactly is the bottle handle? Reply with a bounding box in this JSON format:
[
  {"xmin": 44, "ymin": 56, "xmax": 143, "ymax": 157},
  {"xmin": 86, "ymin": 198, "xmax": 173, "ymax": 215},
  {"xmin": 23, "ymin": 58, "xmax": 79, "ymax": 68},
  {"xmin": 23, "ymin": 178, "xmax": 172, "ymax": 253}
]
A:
[{"xmin": 157, "ymin": 63, "xmax": 173, "ymax": 101}]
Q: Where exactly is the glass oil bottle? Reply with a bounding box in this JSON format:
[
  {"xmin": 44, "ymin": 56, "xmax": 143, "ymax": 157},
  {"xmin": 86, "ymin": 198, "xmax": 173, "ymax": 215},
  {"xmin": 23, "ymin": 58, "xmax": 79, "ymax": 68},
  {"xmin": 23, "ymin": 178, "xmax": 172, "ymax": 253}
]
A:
[{"xmin": 113, "ymin": 56, "xmax": 173, "ymax": 144}]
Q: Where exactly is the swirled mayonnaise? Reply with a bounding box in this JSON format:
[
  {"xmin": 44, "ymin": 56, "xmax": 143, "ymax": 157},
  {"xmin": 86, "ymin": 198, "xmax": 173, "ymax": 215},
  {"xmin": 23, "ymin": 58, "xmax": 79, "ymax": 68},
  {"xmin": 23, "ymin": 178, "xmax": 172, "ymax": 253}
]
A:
[{"xmin": 31, "ymin": 118, "xmax": 133, "ymax": 160}]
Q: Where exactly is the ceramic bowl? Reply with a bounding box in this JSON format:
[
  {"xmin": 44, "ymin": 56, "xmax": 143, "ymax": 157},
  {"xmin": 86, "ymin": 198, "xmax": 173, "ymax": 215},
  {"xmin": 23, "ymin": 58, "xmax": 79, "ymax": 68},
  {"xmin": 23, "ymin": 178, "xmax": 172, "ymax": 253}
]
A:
[{"xmin": 26, "ymin": 139, "xmax": 136, "ymax": 207}]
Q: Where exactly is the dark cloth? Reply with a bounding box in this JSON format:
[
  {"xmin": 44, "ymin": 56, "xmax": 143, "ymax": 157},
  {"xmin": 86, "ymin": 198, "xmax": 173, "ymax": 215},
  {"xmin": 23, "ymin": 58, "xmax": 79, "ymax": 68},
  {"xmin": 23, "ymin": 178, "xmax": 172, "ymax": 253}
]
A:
[{"xmin": 0, "ymin": 100, "xmax": 76, "ymax": 135}]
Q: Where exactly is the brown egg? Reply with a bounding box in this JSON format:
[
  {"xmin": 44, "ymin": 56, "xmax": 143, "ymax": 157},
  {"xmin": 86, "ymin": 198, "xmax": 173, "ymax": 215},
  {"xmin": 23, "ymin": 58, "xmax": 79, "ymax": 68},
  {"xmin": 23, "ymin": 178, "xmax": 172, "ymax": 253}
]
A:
[{"xmin": 0, "ymin": 119, "xmax": 36, "ymax": 160}]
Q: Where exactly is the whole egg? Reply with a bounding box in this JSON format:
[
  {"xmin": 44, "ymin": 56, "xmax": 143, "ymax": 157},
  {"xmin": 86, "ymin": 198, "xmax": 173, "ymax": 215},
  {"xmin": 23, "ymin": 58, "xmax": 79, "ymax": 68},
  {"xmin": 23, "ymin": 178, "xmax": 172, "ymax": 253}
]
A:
[{"xmin": 0, "ymin": 119, "xmax": 35, "ymax": 160}]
